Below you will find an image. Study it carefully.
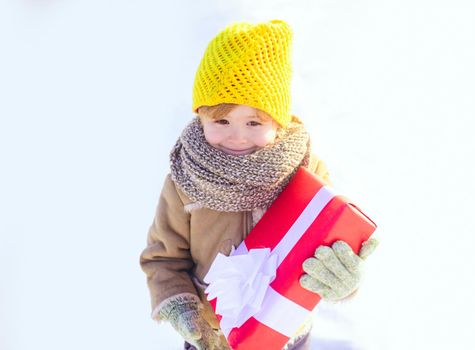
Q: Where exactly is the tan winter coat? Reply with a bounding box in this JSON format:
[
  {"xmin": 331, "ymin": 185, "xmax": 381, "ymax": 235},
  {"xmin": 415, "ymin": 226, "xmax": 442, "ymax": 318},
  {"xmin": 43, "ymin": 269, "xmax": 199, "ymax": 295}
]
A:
[{"xmin": 140, "ymin": 154, "xmax": 332, "ymax": 330}]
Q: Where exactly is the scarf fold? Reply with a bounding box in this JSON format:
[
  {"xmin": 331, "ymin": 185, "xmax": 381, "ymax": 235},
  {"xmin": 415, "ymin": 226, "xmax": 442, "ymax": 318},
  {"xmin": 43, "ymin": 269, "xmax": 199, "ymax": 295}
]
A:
[{"xmin": 170, "ymin": 116, "xmax": 310, "ymax": 212}]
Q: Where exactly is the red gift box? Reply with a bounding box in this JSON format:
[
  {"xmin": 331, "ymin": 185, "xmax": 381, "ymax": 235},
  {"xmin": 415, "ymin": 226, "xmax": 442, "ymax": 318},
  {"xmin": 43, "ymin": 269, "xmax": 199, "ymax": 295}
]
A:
[{"xmin": 204, "ymin": 167, "xmax": 377, "ymax": 350}]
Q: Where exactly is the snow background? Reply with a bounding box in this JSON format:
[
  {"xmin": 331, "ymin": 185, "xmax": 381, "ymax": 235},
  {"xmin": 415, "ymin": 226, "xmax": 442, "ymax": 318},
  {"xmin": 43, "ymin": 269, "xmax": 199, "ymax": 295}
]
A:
[{"xmin": 1, "ymin": 0, "xmax": 474, "ymax": 349}]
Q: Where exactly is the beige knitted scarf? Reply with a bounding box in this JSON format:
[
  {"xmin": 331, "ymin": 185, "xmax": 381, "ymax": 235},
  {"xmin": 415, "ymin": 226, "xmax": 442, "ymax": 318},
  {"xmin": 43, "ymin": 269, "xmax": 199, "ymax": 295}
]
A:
[{"xmin": 170, "ymin": 116, "xmax": 311, "ymax": 212}]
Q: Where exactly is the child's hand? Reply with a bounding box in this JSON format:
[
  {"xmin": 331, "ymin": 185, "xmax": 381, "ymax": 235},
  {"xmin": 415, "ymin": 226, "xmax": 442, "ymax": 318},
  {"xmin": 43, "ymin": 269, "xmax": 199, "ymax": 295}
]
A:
[
  {"xmin": 299, "ymin": 238, "xmax": 379, "ymax": 301},
  {"xmin": 159, "ymin": 296, "xmax": 229, "ymax": 350}
]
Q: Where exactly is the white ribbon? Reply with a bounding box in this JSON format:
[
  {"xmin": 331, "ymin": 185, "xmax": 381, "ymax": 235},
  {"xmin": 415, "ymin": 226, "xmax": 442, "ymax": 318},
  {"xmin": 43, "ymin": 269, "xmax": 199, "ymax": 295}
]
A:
[
  {"xmin": 204, "ymin": 247, "xmax": 278, "ymax": 335},
  {"xmin": 203, "ymin": 184, "xmax": 336, "ymax": 337}
]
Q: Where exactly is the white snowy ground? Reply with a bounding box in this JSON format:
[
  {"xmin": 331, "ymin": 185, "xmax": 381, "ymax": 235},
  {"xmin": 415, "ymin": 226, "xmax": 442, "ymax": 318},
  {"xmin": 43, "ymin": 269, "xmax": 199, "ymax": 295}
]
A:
[{"xmin": 1, "ymin": 1, "xmax": 474, "ymax": 349}]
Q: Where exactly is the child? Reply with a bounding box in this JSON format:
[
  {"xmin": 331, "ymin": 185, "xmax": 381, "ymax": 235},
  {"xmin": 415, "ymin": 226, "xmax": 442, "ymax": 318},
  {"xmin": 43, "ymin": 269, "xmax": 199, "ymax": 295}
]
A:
[{"xmin": 140, "ymin": 20, "xmax": 378, "ymax": 350}]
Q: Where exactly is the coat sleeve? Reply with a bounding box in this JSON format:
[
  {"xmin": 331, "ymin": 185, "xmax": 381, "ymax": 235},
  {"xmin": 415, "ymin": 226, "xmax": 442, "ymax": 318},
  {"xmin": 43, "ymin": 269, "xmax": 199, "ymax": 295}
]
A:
[
  {"xmin": 140, "ymin": 174, "xmax": 199, "ymax": 320},
  {"xmin": 308, "ymin": 153, "xmax": 333, "ymax": 186}
]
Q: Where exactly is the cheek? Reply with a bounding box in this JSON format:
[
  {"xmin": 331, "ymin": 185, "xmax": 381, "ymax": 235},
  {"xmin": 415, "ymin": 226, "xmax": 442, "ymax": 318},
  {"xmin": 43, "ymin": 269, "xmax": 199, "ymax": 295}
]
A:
[
  {"xmin": 253, "ymin": 128, "xmax": 277, "ymax": 147},
  {"xmin": 203, "ymin": 125, "xmax": 225, "ymax": 146}
]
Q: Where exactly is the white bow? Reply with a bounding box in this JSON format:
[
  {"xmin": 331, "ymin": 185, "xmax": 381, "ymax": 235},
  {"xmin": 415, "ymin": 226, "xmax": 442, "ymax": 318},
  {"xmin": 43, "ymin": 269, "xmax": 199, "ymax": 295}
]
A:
[{"xmin": 203, "ymin": 247, "xmax": 278, "ymax": 335}]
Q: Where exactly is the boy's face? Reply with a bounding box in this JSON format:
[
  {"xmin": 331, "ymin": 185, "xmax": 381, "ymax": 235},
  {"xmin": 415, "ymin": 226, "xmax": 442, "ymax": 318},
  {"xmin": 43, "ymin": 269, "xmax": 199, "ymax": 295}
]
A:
[{"xmin": 199, "ymin": 105, "xmax": 279, "ymax": 156}]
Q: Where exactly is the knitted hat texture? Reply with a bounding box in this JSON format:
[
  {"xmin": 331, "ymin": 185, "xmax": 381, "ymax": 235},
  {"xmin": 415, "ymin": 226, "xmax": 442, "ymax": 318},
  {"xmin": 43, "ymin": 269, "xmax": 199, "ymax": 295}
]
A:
[{"xmin": 192, "ymin": 19, "xmax": 293, "ymax": 127}]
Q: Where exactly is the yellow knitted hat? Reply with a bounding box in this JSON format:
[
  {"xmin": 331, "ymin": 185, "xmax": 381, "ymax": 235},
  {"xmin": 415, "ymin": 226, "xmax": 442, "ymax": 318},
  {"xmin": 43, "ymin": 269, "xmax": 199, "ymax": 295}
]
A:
[{"xmin": 192, "ymin": 19, "xmax": 293, "ymax": 128}]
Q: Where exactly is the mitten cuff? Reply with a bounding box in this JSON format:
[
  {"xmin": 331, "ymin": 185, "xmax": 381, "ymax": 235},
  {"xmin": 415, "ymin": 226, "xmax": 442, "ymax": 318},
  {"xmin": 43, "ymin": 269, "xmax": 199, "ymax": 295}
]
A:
[{"xmin": 152, "ymin": 292, "xmax": 202, "ymax": 322}]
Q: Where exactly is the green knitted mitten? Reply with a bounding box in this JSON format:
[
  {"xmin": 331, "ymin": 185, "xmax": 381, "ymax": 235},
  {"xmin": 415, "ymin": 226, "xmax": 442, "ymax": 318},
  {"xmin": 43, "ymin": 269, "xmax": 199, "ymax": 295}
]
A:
[
  {"xmin": 300, "ymin": 238, "xmax": 379, "ymax": 301},
  {"xmin": 158, "ymin": 294, "xmax": 229, "ymax": 350}
]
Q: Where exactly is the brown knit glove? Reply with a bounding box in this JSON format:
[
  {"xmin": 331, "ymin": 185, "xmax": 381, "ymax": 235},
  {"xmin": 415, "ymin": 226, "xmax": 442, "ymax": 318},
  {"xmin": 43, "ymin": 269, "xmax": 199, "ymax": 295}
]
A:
[{"xmin": 158, "ymin": 294, "xmax": 230, "ymax": 350}]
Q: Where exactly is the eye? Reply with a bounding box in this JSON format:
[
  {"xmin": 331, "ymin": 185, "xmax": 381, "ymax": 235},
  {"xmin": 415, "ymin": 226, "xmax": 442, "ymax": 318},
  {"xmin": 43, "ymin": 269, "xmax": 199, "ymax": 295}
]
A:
[
  {"xmin": 248, "ymin": 121, "xmax": 262, "ymax": 126},
  {"xmin": 214, "ymin": 119, "xmax": 229, "ymax": 125}
]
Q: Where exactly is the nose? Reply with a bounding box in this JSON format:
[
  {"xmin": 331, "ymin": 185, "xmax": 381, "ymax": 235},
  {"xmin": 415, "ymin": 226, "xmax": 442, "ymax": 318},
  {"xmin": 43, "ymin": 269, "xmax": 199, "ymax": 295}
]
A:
[{"xmin": 227, "ymin": 126, "xmax": 246, "ymax": 144}]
